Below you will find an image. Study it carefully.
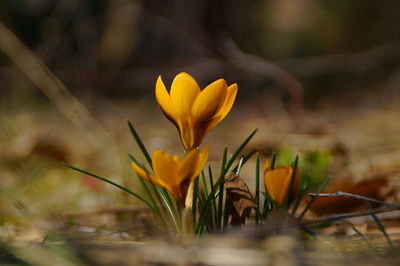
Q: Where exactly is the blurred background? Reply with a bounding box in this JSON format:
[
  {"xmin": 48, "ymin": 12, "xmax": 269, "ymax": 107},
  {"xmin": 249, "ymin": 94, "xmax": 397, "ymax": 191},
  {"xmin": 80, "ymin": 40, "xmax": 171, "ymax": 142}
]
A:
[
  {"xmin": 1, "ymin": 0, "xmax": 400, "ymax": 242},
  {"xmin": 2, "ymin": 0, "xmax": 400, "ymax": 100}
]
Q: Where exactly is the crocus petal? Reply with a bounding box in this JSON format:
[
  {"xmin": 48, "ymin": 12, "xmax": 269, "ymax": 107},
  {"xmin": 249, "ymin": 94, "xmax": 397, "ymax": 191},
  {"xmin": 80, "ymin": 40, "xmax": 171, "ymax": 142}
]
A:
[
  {"xmin": 176, "ymin": 149, "xmax": 200, "ymax": 184},
  {"xmin": 216, "ymin": 83, "xmax": 238, "ymax": 122},
  {"xmin": 178, "ymin": 120, "xmax": 195, "ymax": 151},
  {"xmin": 191, "ymin": 79, "xmax": 227, "ymax": 123},
  {"xmin": 156, "ymin": 76, "xmax": 178, "ymax": 126},
  {"xmin": 155, "ymin": 73, "xmax": 238, "ymax": 151},
  {"xmin": 170, "ymin": 72, "xmax": 201, "ymax": 118},
  {"xmin": 264, "ymin": 167, "xmax": 291, "ymax": 205},
  {"xmin": 177, "ymin": 147, "xmax": 208, "ymax": 182},
  {"xmin": 131, "ymin": 161, "xmax": 166, "ymax": 188},
  {"xmin": 152, "ymin": 150, "xmax": 179, "ymax": 191},
  {"xmin": 173, "ymin": 155, "xmax": 181, "ymax": 164},
  {"xmin": 131, "ymin": 161, "xmax": 150, "ymax": 181},
  {"xmin": 177, "ymin": 148, "xmax": 208, "ymax": 201},
  {"xmin": 276, "ymin": 170, "xmax": 292, "ymax": 205},
  {"xmin": 204, "ymin": 83, "xmax": 238, "ymax": 134}
]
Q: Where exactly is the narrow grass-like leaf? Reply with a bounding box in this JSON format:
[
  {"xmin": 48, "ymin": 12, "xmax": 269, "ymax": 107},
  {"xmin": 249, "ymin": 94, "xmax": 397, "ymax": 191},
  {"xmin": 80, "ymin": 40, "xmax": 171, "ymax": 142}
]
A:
[
  {"xmin": 174, "ymin": 201, "xmax": 183, "ymax": 232},
  {"xmin": 135, "ymin": 174, "xmax": 157, "ymax": 208},
  {"xmin": 224, "ymin": 129, "xmax": 258, "ymax": 174},
  {"xmin": 192, "ymin": 177, "xmax": 199, "ymax": 220},
  {"xmin": 235, "ymin": 156, "xmax": 245, "ymax": 175},
  {"xmin": 255, "ymin": 153, "xmax": 260, "ymax": 224},
  {"xmin": 134, "ymin": 174, "xmax": 169, "ymax": 227},
  {"xmin": 208, "ymin": 166, "xmax": 218, "ymax": 228},
  {"xmin": 365, "ymin": 201, "xmax": 393, "ymax": 248},
  {"xmin": 291, "ymin": 174, "xmax": 310, "ymax": 216},
  {"xmin": 126, "ymin": 121, "xmax": 179, "ymax": 224},
  {"xmin": 270, "ymin": 152, "xmax": 277, "ymax": 170},
  {"xmin": 262, "ymin": 191, "xmax": 273, "ymax": 219},
  {"xmin": 129, "ymin": 154, "xmax": 167, "ymax": 212},
  {"xmin": 198, "ymin": 192, "xmax": 213, "ymax": 233},
  {"xmin": 232, "ymin": 150, "xmax": 256, "ymax": 173},
  {"xmin": 201, "ymin": 170, "xmax": 209, "ymax": 198},
  {"xmin": 197, "ymin": 194, "xmax": 206, "ymax": 232},
  {"xmin": 160, "ymin": 187, "xmax": 175, "ymax": 212},
  {"xmin": 217, "ymin": 146, "xmax": 228, "ymax": 229},
  {"xmin": 200, "ymin": 170, "xmax": 214, "ymax": 232},
  {"xmin": 298, "ymin": 176, "xmax": 332, "ymax": 220},
  {"xmin": 197, "ymin": 129, "xmax": 258, "ymax": 233},
  {"xmin": 127, "ymin": 120, "xmax": 152, "ymax": 168},
  {"xmin": 285, "ymin": 154, "xmax": 299, "ymax": 210},
  {"xmin": 196, "ymin": 129, "xmax": 258, "ymax": 234},
  {"xmin": 128, "ymin": 154, "xmax": 180, "ymax": 231},
  {"xmin": 126, "ymin": 121, "xmax": 181, "ymax": 227},
  {"xmin": 64, "ymin": 164, "xmax": 158, "ymax": 213},
  {"xmin": 158, "ymin": 186, "xmax": 181, "ymax": 232},
  {"xmin": 134, "ymin": 169, "xmax": 162, "ymax": 215}
]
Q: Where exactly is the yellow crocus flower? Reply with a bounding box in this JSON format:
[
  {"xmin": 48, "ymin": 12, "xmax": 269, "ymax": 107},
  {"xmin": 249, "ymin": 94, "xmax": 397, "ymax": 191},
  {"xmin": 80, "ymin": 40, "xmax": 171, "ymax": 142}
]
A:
[
  {"xmin": 131, "ymin": 147, "xmax": 208, "ymax": 203},
  {"xmin": 264, "ymin": 161, "xmax": 299, "ymax": 206},
  {"xmin": 155, "ymin": 72, "xmax": 238, "ymax": 150}
]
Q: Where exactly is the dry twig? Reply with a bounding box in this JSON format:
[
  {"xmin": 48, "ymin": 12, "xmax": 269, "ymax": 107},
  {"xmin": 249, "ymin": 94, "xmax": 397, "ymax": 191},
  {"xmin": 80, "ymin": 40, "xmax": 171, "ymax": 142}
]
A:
[{"xmin": 309, "ymin": 191, "xmax": 400, "ymax": 210}]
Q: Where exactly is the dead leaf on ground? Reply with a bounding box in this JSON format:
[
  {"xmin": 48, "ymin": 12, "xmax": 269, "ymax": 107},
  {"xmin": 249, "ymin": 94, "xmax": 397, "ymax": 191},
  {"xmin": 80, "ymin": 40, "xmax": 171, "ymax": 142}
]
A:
[
  {"xmin": 311, "ymin": 175, "xmax": 393, "ymax": 216},
  {"xmin": 224, "ymin": 173, "xmax": 256, "ymax": 225}
]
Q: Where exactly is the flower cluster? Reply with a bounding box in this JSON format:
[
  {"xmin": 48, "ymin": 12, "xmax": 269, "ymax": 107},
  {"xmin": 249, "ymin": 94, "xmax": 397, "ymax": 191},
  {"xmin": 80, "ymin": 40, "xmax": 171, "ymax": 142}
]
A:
[
  {"xmin": 131, "ymin": 72, "xmax": 300, "ymax": 215},
  {"xmin": 67, "ymin": 72, "xmax": 309, "ymax": 234},
  {"xmin": 132, "ymin": 72, "xmax": 237, "ymax": 206}
]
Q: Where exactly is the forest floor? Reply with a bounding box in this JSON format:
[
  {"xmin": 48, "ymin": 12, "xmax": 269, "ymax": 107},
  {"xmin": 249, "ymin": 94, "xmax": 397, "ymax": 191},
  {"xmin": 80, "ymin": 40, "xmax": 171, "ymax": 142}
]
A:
[{"xmin": 1, "ymin": 88, "xmax": 400, "ymax": 265}]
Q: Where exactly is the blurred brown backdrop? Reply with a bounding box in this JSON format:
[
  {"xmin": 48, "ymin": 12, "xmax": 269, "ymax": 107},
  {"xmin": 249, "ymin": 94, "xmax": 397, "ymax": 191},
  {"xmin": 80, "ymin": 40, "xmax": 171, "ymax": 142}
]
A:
[{"xmin": 1, "ymin": 0, "xmax": 400, "ymax": 105}]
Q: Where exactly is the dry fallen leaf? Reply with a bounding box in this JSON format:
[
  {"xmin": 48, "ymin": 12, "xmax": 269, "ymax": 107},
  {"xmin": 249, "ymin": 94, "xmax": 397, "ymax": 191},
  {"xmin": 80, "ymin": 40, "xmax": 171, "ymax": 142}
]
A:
[
  {"xmin": 311, "ymin": 176, "xmax": 392, "ymax": 216},
  {"xmin": 224, "ymin": 173, "xmax": 256, "ymax": 225}
]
